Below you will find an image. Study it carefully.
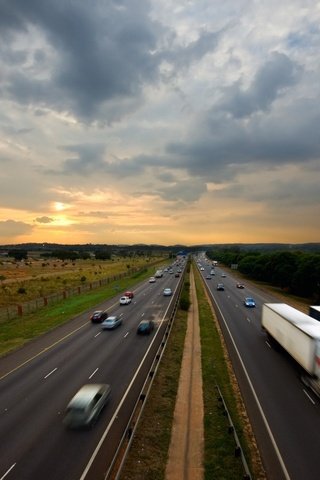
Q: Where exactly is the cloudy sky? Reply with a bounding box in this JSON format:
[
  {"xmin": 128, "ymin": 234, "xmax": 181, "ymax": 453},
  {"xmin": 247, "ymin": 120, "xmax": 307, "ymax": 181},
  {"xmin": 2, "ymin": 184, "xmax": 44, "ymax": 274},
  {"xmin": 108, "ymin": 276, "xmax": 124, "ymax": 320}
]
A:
[{"xmin": 1, "ymin": 0, "xmax": 320, "ymax": 246}]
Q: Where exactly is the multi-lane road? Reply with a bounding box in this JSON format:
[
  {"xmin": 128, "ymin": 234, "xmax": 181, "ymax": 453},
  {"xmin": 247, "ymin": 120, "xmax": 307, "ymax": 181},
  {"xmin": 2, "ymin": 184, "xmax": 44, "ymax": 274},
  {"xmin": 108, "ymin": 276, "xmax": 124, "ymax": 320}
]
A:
[
  {"xmin": 2, "ymin": 256, "xmax": 320, "ymax": 480},
  {"xmin": 197, "ymin": 258, "xmax": 320, "ymax": 480},
  {"xmin": 0, "ymin": 267, "xmax": 183, "ymax": 480}
]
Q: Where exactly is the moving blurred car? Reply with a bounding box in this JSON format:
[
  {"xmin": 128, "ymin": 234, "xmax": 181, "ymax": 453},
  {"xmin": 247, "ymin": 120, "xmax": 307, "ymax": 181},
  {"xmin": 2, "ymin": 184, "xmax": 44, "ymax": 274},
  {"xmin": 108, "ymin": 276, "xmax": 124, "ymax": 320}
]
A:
[
  {"xmin": 175, "ymin": 272, "xmax": 180, "ymax": 277},
  {"xmin": 91, "ymin": 310, "xmax": 108, "ymax": 323},
  {"xmin": 244, "ymin": 297, "xmax": 256, "ymax": 307},
  {"xmin": 206, "ymin": 275, "xmax": 212, "ymax": 280},
  {"xmin": 149, "ymin": 276, "xmax": 156, "ymax": 283},
  {"xmin": 119, "ymin": 296, "xmax": 131, "ymax": 305},
  {"xmin": 216, "ymin": 283, "xmax": 225, "ymax": 291},
  {"xmin": 163, "ymin": 288, "xmax": 172, "ymax": 296},
  {"xmin": 101, "ymin": 315, "xmax": 122, "ymax": 329},
  {"xmin": 63, "ymin": 383, "xmax": 111, "ymax": 429},
  {"xmin": 124, "ymin": 291, "xmax": 134, "ymax": 298},
  {"xmin": 221, "ymin": 273, "xmax": 226, "ymax": 278},
  {"xmin": 210, "ymin": 270, "xmax": 215, "ymax": 275},
  {"xmin": 200, "ymin": 267, "xmax": 205, "ymax": 271},
  {"xmin": 137, "ymin": 319, "xmax": 154, "ymax": 335},
  {"xmin": 236, "ymin": 283, "xmax": 245, "ymax": 289}
]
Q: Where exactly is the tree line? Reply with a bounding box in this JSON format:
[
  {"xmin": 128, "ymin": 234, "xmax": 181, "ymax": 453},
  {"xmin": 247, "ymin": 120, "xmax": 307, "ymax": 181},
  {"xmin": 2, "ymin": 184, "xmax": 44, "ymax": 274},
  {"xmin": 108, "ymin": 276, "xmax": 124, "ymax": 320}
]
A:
[{"xmin": 207, "ymin": 248, "xmax": 320, "ymax": 302}]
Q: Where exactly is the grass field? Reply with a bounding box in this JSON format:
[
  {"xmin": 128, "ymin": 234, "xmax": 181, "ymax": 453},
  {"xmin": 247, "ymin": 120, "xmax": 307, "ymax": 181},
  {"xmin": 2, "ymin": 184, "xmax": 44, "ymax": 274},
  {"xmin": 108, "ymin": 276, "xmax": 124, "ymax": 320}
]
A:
[
  {"xmin": 0, "ymin": 256, "xmax": 167, "ymax": 357},
  {"xmin": 0, "ymin": 256, "xmax": 166, "ymax": 307}
]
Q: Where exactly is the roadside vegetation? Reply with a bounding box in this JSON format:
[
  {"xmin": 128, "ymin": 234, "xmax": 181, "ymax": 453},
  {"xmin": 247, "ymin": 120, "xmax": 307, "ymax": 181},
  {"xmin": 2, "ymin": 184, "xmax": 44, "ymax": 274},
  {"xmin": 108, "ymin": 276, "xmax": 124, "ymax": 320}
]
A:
[
  {"xmin": 194, "ymin": 266, "xmax": 265, "ymax": 480},
  {"xmin": 120, "ymin": 262, "xmax": 265, "ymax": 479},
  {"xmin": 0, "ymin": 261, "xmax": 166, "ymax": 357},
  {"xmin": 0, "ymin": 256, "xmax": 166, "ymax": 307},
  {"xmin": 119, "ymin": 271, "xmax": 190, "ymax": 480},
  {"xmin": 207, "ymin": 247, "xmax": 320, "ymax": 302}
]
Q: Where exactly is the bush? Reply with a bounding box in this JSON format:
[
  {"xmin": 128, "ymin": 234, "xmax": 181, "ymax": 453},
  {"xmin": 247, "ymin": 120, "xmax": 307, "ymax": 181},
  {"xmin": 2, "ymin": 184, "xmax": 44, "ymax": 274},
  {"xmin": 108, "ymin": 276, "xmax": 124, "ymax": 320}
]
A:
[{"xmin": 17, "ymin": 287, "xmax": 27, "ymax": 294}]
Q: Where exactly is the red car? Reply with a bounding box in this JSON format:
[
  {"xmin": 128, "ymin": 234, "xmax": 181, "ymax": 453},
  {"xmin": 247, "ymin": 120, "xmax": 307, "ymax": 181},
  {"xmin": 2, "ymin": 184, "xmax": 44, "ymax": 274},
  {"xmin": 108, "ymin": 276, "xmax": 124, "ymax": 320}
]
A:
[{"xmin": 124, "ymin": 291, "xmax": 134, "ymax": 299}]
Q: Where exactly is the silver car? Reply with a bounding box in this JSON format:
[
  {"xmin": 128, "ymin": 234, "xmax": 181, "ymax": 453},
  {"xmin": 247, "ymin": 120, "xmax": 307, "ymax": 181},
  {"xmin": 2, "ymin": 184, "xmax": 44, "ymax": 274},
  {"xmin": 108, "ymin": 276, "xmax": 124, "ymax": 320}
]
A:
[
  {"xmin": 64, "ymin": 384, "xmax": 111, "ymax": 428},
  {"xmin": 101, "ymin": 315, "xmax": 122, "ymax": 329}
]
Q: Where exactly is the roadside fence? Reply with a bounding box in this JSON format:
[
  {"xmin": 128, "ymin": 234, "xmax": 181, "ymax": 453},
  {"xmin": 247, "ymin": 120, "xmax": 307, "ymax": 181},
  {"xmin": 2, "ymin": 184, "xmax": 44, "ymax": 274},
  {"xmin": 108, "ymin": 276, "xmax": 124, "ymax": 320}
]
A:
[{"xmin": 0, "ymin": 265, "xmax": 152, "ymax": 323}]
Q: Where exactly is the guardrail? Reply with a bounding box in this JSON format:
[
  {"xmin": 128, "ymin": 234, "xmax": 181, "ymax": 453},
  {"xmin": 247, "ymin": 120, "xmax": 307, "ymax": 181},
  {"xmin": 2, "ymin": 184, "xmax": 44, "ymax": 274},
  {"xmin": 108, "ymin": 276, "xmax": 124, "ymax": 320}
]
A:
[
  {"xmin": 105, "ymin": 271, "xmax": 186, "ymax": 480},
  {"xmin": 216, "ymin": 385, "xmax": 252, "ymax": 480}
]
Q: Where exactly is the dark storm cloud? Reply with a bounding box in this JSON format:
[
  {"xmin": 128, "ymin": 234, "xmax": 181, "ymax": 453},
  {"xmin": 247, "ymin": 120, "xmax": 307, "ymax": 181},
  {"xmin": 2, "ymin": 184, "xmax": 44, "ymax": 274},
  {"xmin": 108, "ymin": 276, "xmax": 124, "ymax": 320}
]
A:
[
  {"xmin": 0, "ymin": 0, "xmax": 162, "ymax": 119},
  {"xmin": 160, "ymin": 29, "xmax": 221, "ymax": 72},
  {"xmin": 53, "ymin": 144, "xmax": 148, "ymax": 177},
  {"xmin": 218, "ymin": 52, "xmax": 301, "ymax": 118},
  {"xmin": 166, "ymin": 91, "xmax": 320, "ymax": 182},
  {"xmin": 0, "ymin": 0, "xmax": 222, "ymax": 121}
]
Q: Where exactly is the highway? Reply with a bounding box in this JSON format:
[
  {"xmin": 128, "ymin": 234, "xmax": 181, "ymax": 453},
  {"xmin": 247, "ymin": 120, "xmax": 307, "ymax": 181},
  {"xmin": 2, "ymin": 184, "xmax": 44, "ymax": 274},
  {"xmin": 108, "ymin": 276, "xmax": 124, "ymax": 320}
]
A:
[
  {"xmin": 197, "ymin": 257, "xmax": 320, "ymax": 480},
  {"xmin": 0, "ymin": 265, "xmax": 183, "ymax": 480}
]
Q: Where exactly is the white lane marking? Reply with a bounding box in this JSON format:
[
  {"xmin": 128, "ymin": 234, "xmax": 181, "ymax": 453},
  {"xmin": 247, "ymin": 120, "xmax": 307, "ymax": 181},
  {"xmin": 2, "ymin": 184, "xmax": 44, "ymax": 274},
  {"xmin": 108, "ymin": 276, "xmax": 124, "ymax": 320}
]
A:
[
  {"xmin": 94, "ymin": 331, "xmax": 102, "ymax": 338},
  {"xmin": 123, "ymin": 332, "xmax": 130, "ymax": 338},
  {"xmin": 0, "ymin": 464, "xmax": 16, "ymax": 480},
  {"xmin": 44, "ymin": 368, "xmax": 57, "ymax": 379},
  {"xmin": 89, "ymin": 368, "xmax": 99, "ymax": 379},
  {"xmin": 79, "ymin": 296, "xmax": 174, "ymax": 480},
  {"xmin": 208, "ymin": 290, "xmax": 291, "ymax": 480},
  {"xmin": 303, "ymin": 389, "xmax": 316, "ymax": 405},
  {"xmin": 246, "ymin": 317, "xmax": 251, "ymax": 323},
  {"xmin": 141, "ymin": 312, "xmax": 145, "ymax": 317},
  {"xmin": 265, "ymin": 341, "xmax": 271, "ymax": 349},
  {"xmin": 0, "ymin": 322, "xmax": 89, "ymax": 381}
]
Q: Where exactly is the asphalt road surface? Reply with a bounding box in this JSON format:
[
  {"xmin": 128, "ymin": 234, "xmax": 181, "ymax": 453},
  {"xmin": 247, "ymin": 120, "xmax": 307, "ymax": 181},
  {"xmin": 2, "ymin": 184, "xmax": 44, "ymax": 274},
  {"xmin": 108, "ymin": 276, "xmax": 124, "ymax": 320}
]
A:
[
  {"xmin": 0, "ymin": 265, "xmax": 183, "ymax": 480},
  {"xmin": 197, "ymin": 257, "xmax": 320, "ymax": 480}
]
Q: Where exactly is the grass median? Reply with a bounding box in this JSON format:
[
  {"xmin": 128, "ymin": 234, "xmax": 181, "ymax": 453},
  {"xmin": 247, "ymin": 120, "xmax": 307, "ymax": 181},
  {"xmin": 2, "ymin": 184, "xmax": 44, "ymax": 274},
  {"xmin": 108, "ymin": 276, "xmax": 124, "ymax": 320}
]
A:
[{"xmin": 194, "ymin": 266, "xmax": 266, "ymax": 480}]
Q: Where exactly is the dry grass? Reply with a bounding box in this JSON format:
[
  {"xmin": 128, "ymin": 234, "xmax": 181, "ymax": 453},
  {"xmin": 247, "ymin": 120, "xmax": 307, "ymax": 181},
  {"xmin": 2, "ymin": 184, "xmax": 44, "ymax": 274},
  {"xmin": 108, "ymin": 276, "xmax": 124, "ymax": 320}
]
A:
[{"xmin": 0, "ymin": 257, "xmax": 164, "ymax": 307}]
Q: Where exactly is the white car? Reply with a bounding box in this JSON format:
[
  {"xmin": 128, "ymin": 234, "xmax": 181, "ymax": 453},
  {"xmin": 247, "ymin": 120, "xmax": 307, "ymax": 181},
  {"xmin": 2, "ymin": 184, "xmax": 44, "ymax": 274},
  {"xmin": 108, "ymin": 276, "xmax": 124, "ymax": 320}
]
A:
[
  {"xmin": 149, "ymin": 276, "xmax": 156, "ymax": 283},
  {"xmin": 163, "ymin": 288, "xmax": 172, "ymax": 296},
  {"xmin": 119, "ymin": 296, "xmax": 131, "ymax": 305}
]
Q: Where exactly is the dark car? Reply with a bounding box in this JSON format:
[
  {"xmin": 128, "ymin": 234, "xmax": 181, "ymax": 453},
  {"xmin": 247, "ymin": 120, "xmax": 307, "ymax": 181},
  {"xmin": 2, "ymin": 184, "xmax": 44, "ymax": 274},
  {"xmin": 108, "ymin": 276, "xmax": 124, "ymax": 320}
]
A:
[
  {"xmin": 91, "ymin": 310, "xmax": 108, "ymax": 323},
  {"xmin": 236, "ymin": 283, "xmax": 245, "ymax": 289},
  {"xmin": 137, "ymin": 320, "xmax": 154, "ymax": 335},
  {"xmin": 216, "ymin": 283, "xmax": 225, "ymax": 291}
]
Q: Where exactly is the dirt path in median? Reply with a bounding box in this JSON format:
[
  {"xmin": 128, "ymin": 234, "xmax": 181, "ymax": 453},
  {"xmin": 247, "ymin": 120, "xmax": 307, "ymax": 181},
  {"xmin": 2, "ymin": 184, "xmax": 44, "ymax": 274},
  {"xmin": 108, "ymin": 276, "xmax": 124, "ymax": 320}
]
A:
[{"xmin": 165, "ymin": 267, "xmax": 204, "ymax": 480}]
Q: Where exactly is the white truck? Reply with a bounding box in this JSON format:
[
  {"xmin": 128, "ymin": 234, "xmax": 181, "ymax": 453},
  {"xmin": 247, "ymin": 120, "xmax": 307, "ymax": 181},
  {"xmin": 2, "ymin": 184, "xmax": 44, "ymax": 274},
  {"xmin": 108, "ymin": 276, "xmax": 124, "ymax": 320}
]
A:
[{"xmin": 262, "ymin": 303, "xmax": 320, "ymax": 396}]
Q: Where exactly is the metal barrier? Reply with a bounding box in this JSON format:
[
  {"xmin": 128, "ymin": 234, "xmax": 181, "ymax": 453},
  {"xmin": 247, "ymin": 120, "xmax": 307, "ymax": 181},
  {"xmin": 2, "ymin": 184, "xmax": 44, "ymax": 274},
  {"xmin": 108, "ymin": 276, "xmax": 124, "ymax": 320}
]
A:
[
  {"xmin": 105, "ymin": 272, "xmax": 186, "ymax": 480},
  {"xmin": 216, "ymin": 385, "xmax": 252, "ymax": 479}
]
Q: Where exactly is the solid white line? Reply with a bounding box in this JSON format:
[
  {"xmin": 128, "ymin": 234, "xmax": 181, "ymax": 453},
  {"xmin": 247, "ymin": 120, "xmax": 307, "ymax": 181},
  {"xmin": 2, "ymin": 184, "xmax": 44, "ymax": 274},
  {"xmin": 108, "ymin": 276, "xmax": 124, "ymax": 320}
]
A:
[
  {"xmin": 89, "ymin": 368, "xmax": 99, "ymax": 380},
  {"xmin": 44, "ymin": 368, "xmax": 57, "ymax": 379},
  {"xmin": 79, "ymin": 293, "xmax": 175, "ymax": 480},
  {"xmin": 209, "ymin": 291, "xmax": 291, "ymax": 480},
  {"xmin": 303, "ymin": 389, "xmax": 316, "ymax": 405},
  {"xmin": 0, "ymin": 464, "xmax": 16, "ymax": 480}
]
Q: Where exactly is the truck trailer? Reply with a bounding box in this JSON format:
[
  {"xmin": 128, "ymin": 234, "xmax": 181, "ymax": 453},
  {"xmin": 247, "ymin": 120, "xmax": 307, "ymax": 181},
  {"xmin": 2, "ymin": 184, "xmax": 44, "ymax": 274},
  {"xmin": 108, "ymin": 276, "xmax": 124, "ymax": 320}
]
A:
[{"xmin": 261, "ymin": 303, "xmax": 320, "ymax": 396}]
